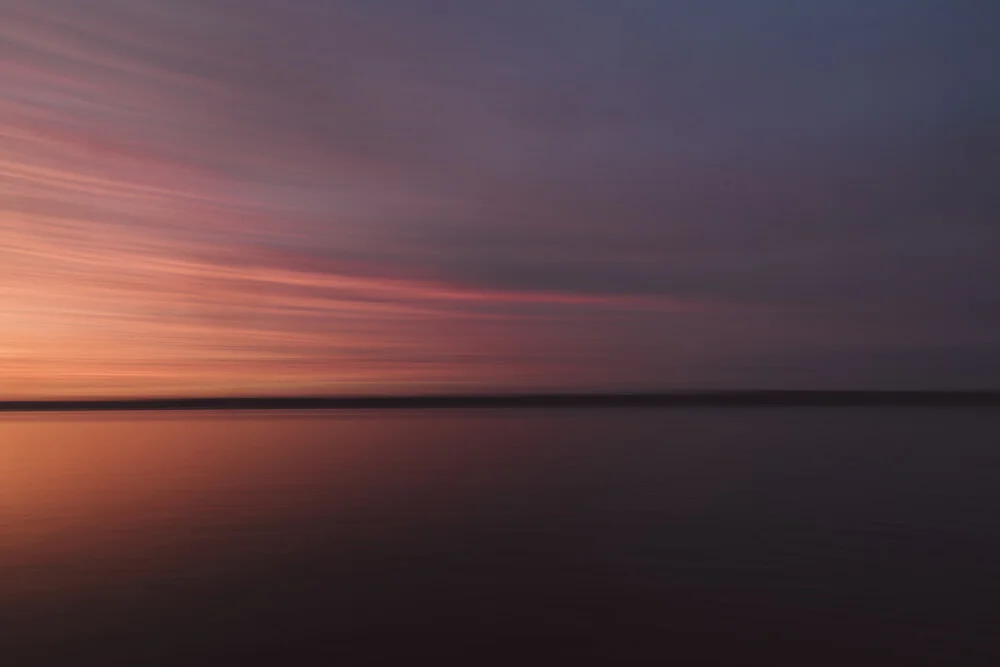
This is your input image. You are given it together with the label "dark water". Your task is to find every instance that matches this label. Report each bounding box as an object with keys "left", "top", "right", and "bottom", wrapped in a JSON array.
[{"left": 2, "top": 409, "right": 999, "bottom": 666}]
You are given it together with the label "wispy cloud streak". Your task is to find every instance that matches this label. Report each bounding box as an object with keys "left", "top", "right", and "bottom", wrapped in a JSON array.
[{"left": 2, "top": 0, "right": 998, "bottom": 396}]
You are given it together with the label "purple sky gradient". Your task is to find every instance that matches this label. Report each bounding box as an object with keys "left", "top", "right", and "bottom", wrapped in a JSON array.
[{"left": 2, "top": 0, "right": 998, "bottom": 396}]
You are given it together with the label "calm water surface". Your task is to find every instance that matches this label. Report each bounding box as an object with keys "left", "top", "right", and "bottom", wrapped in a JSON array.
[{"left": 1, "top": 409, "right": 999, "bottom": 665}]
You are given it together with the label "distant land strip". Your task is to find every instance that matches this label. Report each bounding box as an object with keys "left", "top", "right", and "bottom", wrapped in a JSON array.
[{"left": 2, "top": 391, "right": 1000, "bottom": 412}]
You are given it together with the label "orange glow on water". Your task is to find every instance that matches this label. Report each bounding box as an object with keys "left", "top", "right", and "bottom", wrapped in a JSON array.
[{"left": 0, "top": 413, "right": 531, "bottom": 603}]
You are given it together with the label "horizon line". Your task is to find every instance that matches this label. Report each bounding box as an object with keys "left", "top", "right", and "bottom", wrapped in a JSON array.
[{"left": 2, "top": 390, "right": 1000, "bottom": 411}]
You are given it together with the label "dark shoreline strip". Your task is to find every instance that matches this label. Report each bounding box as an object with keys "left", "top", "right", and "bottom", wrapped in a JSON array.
[{"left": 2, "top": 391, "right": 1000, "bottom": 412}]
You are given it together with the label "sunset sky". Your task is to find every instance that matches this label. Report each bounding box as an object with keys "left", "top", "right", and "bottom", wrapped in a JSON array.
[{"left": 2, "top": 0, "right": 998, "bottom": 398}]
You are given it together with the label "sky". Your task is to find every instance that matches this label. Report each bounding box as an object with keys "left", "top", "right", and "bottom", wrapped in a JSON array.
[{"left": 2, "top": 0, "right": 999, "bottom": 398}]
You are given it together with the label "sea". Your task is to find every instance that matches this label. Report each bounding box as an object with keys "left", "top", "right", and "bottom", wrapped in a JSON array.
[{"left": 1, "top": 408, "right": 999, "bottom": 665}]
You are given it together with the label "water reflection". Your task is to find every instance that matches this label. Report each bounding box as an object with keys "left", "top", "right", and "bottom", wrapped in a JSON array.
[
  {"left": 2, "top": 409, "right": 1000, "bottom": 665},
  {"left": 1, "top": 412, "right": 524, "bottom": 589}
]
